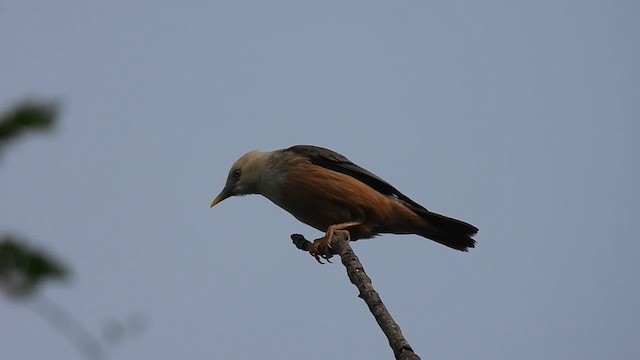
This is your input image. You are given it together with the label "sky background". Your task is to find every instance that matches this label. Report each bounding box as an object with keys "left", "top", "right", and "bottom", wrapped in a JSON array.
[{"left": 1, "top": 1, "right": 638, "bottom": 359}]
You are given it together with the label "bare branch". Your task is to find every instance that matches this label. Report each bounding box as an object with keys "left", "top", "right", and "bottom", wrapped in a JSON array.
[{"left": 291, "top": 232, "right": 421, "bottom": 360}]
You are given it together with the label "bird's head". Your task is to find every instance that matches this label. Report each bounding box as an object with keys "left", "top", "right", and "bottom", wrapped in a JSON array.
[{"left": 210, "top": 150, "right": 271, "bottom": 208}]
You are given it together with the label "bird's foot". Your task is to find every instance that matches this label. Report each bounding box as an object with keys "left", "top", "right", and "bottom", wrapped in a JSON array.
[
  {"left": 308, "top": 229, "right": 353, "bottom": 264},
  {"left": 308, "top": 236, "right": 336, "bottom": 264}
]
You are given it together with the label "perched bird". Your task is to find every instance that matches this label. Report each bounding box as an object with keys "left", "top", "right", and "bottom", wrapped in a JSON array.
[{"left": 210, "top": 145, "right": 477, "bottom": 261}]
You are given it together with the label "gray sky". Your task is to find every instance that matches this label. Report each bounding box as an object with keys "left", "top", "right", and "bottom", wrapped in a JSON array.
[{"left": 1, "top": 1, "right": 638, "bottom": 359}]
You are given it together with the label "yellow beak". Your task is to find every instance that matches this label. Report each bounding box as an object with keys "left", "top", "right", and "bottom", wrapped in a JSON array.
[{"left": 210, "top": 188, "right": 231, "bottom": 208}]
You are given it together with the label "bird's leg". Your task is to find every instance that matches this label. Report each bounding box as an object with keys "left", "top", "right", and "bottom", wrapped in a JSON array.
[
  {"left": 308, "top": 221, "right": 362, "bottom": 264},
  {"left": 325, "top": 221, "right": 360, "bottom": 246}
]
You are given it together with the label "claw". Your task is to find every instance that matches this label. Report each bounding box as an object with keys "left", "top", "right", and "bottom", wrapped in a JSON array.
[
  {"left": 308, "top": 236, "right": 335, "bottom": 264},
  {"left": 311, "top": 251, "right": 332, "bottom": 264},
  {"left": 312, "top": 252, "right": 325, "bottom": 264}
]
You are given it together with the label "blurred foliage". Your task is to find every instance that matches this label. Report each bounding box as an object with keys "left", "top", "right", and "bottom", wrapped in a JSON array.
[
  {"left": 0, "top": 236, "right": 68, "bottom": 297},
  {"left": 0, "top": 99, "right": 58, "bottom": 153},
  {"left": 0, "top": 99, "right": 142, "bottom": 359},
  {"left": 0, "top": 99, "right": 67, "bottom": 298}
]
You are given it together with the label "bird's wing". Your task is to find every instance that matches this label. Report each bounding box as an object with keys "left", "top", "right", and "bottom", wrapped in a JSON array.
[
  {"left": 284, "top": 145, "right": 429, "bottom": 212},
  {"left": 285, "top": 145, "right": 478, "bottom": 237}
]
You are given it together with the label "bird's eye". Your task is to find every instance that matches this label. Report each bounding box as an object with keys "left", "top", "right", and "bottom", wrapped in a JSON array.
[{"left": 233, "top": 169, "right": 241, "bottom": 178}]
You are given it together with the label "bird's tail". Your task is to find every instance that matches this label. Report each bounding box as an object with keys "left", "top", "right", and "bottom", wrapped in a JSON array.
[{"left": 417, "top": 211, "right": 478, "bottom": 251}]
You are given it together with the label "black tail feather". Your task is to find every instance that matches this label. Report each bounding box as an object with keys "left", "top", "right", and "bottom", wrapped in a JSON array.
[{"left": 418, "top": 211, "right": 478, "bottom": 251}]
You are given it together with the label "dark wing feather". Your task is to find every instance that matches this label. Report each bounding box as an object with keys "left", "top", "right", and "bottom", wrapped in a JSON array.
[
  {"left": 285, "top": 145, "right": 478, "bottom": 236},
  {"left": 285, "top": 145, "right": 428, "bottom": 212}
]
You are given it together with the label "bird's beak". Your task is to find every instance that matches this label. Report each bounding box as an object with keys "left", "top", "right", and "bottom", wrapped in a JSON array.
[{"left": 210, "top": 187, "right": 231, "bottom": 208}]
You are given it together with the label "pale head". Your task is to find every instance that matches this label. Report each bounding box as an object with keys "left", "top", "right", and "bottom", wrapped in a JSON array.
[{"left": 210, "top": 150, "right": 272, "bottom": 207}]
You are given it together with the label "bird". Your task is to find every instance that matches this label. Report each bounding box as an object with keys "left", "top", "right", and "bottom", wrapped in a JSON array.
[{"left": 210, "top": 145, "right": 477, "bottom": 262}]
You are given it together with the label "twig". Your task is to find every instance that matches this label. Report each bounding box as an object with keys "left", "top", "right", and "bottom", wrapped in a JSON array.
[
  {"left": 30, "top": 294, "right": 106, "bottom": 360},
  {"left": 291, "top": 232, "right": 421, "bottom": 360}
]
